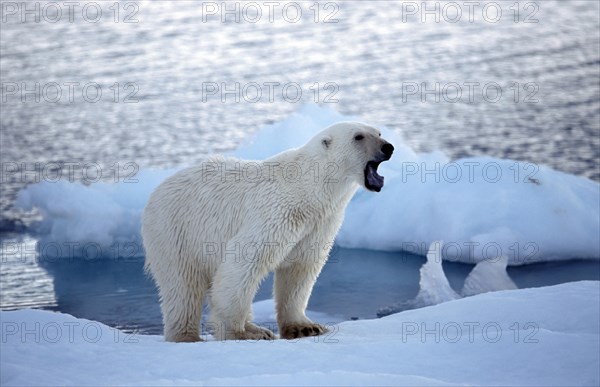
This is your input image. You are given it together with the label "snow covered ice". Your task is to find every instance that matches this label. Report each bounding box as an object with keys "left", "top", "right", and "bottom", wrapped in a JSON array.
[
  {"left": 413, "top": 241, "right": 460, "bottom": 306},
  {"left": 461, "top": 255, "right": 518, "bottom": 297},
  {"left": 377, "top": 241, "right": 517, "bottom": 317},
  {"left": 16, "top": 105, "right": 600, "bottom": 264},
  {"left": 2, "top": 281, "right": 598, "bottom": 386}
]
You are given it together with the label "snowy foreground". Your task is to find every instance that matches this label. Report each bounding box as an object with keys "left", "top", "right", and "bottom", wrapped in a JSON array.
[{"left": 2, "top": 281, "right": 598, "bottom": 386}]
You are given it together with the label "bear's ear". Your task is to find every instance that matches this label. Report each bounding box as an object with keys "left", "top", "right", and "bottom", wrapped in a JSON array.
[{"left": 321, "top": 136, "right": 332, "bottom": 149}]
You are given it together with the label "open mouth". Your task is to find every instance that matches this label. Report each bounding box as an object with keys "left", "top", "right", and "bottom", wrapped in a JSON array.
[{"left": 364, "top": 161, "right": 384, "bottom": 192}]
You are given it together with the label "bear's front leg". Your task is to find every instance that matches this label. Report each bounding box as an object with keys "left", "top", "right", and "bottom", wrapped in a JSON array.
[
  {"left": 275, "top": 262, "right": 329, "bottom": 339},
  {"left": 208, "top": 238, "right": 277, "bottom": 341}
]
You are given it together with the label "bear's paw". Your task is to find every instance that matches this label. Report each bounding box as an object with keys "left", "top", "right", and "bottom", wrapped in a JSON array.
[
  {"left": 237, "top": 322, "right": 276, "bottom": 340},
  {"left": 280, "top": 323, "right": 328, "bottom": 339}
]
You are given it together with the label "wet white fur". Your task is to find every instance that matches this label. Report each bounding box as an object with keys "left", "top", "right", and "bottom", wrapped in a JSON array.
[{"left": 142, "top": 122, "right": 388, "bottom": 341}]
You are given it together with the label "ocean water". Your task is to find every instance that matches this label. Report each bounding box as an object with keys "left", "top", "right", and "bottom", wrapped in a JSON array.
[
  {"left": 1, "top": 0, "right": 599, "bottom": 226},
  {"left": 1, "top": 1, "right": 599, "bottom": 333}
]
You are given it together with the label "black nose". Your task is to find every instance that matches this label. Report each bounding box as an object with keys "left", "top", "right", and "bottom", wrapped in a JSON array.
[{"left": 381, "top": 143, "right": 394, "bottom": 157}]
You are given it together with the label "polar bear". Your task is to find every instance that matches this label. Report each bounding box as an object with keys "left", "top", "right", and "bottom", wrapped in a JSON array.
[{"left": 142, "top": 122, "right": 394, "bottom": 342}]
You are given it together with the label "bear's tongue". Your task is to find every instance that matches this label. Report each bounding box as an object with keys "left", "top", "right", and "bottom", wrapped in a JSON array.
[{"left": 365, "top": 161, "right": 384, "bottom": 192}]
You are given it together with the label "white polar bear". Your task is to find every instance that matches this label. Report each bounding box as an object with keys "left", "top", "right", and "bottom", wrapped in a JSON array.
[{"left": 142, "top": 122, "right": 394, "bottom": 342}]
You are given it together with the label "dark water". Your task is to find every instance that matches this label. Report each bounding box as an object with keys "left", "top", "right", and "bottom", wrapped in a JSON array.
[
  {"left": 1, "top": 1, "right": 599, "bottom": 333},
  {"left": 1, "top": 236, "right": 598, "bottom": 334}
]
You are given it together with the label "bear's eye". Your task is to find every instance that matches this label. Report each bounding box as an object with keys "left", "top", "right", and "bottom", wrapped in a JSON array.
[{"left": 354, "top": 134, "right": 364, "bottom": 141}]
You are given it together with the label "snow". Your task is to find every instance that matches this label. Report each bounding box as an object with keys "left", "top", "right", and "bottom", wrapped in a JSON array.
[
  {"left": 413, "top": 241, "right": 460, "bottom": 305},
  {"left": 2, "top": 281, "right": 598, "bottom": 386},
  {"left": 16, "top": 105, "right": 600, "bottom": 264},
  {"left": 461, "top": 255, "right": 517, "bottom": 297}
]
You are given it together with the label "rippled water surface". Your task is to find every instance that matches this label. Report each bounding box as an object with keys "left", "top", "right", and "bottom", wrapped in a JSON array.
[{"left": 1, "top": 0, "right": 599, "bottom": 225}]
